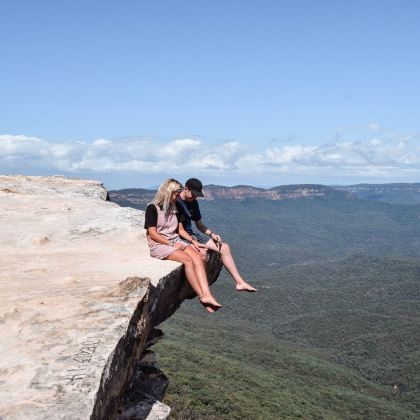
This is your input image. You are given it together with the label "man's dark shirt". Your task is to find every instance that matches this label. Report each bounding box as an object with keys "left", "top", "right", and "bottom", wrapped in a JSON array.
[{"left": 176, "top": 197, "right": 201, "bottom": 235}]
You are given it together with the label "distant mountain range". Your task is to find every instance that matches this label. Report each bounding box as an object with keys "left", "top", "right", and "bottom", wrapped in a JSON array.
[
  {"left": 109, "top": 183, "right": 420, "bottom": 205},
  {"left": 334, "top": 183, "right": 420, "bottom": 204}
]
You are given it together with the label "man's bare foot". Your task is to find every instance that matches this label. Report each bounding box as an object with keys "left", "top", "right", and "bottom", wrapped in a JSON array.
[{"left": 236, "top": 282, "right": 257, "bottom": 292}]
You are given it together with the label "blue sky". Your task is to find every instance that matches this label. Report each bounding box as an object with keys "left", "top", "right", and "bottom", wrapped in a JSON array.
[{"left": 1, "top": 1, "right": 420, "bottom": 188}]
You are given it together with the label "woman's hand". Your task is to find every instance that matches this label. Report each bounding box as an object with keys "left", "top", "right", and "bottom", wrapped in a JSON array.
[
  {"left": 174, "top": 241, "right": 187, "bottom": 251},
  {"left": 191, "top": 239, "right": 202, "bottom": 251}
]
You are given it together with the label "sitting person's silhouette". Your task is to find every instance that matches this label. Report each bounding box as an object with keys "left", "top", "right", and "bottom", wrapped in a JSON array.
[{"left": 144, "top": 178, "right": 222, "bottom": 312}]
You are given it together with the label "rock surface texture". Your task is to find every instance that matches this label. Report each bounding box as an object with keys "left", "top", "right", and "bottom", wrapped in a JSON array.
[{"left": 0, "top": 175, "right": 222, "bottom": 420}]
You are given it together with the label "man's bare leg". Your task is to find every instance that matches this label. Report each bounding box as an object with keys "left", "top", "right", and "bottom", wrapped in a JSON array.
[{"left": 205, "top": 239, "right": 257, "bottom": 292}]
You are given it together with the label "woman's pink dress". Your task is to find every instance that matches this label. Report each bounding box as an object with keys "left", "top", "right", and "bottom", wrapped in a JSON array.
[{"left": 147, "top": 204, "right": 187, "bottom": 259}]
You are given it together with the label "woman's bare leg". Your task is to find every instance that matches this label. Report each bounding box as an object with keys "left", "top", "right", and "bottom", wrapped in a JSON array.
[
  {"left": 166, "top": 249, "right": 220, "bottom": 312},
  {"left": 166, "top": 250, "right": 204, "bottom": 297},
  {"left": 205, "top": 240, "right": 257, "bottom": 292},
  {"left": 184, "top": 246, "right": 222, "bottom": 309}
]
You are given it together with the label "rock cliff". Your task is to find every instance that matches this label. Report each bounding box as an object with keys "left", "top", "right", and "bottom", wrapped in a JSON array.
[
  {"left": 0, "top": 175, "right": 222, "bottom": 419},
  {"left": 109, "top": 184, "right": 350, "bottom": 208},
  {"left": 334, "top": 183, "right": 420, "bottom": 204},
  {"left": 202, "top": 184, "right": 350, "bottom": 200}
]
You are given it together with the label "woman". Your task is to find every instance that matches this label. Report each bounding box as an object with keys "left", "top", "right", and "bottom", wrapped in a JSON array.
[{"left": 144, "top": 179, "right": 222, "bottom": 313}]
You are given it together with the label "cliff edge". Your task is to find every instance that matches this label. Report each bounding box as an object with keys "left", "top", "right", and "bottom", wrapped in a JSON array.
[{"left": 0, "top": 175, "right": 222, "bottom": 419}]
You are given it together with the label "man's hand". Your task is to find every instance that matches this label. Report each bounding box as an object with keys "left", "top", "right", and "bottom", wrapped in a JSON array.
[{"left": 210, "top": 232, "right": 222, "bottom": 243}]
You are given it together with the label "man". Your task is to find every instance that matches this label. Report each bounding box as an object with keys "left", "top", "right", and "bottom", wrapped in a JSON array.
[{"left": 177, "top": 178, "right": 256, "bottom": 292}]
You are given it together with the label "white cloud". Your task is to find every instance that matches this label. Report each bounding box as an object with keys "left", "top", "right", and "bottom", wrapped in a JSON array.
[
  {"left": 1, "top": 126, "right": 420, "bottom": 183},
  {"left": 93, "top": 139, "right": 112, "bottom": 146},
  {"left": 368, "top": 123, "right": 381, "bottom": 133}
]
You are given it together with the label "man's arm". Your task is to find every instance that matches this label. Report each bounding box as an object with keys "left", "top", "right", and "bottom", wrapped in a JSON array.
[
  {"left": 195, "top": 219, "right": 222, "bottom": 242},
  {"left": 195, "top": 219, "right": 208, "bottom": 234}
]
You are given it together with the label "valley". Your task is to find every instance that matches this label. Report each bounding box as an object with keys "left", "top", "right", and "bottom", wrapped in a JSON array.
[{"left": 110, "top": 184, "right": 420, "bottom": 419}]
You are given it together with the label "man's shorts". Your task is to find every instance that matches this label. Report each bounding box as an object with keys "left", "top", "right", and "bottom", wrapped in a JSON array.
[{"left": 192, "top": 229, "right": 211, "bottom": 245}]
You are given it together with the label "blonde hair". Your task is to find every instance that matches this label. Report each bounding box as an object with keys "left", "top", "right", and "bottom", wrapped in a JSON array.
[{"left": 152, "top": 178, "right": 182, "bottom": 217}]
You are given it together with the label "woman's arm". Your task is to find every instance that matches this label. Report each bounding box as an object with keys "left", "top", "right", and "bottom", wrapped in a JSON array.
[
  {"left": 147, "top": 226, "right": 187, "bottom": 250},
  {"left": 178, "top": 223, "right": 202, "bottom": 250},
  {"left": 147, "top": 226, "right": 172, "bottom": 245},
  {"left": 178, "top": 222, "right": 193, "bottom": 242}
]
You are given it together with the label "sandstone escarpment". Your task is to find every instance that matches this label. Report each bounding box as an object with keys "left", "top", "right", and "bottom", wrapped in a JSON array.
[
  {"left": 0, "top": 175, "right": 222, "bottom": 419},
  {"left": 109, "top": 184, "right": 350, "bottom": 207},
  {"left": 203, "top": 184, "right": 349, "bottom": 200}
]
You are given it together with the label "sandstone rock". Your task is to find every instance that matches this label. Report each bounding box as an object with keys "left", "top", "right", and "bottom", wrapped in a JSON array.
[
  {"left": 0, "top": 176, "right": 222, "bottom": 419},
  {"left": 0, "top": 174, "right": 108, "bottom": 200}
]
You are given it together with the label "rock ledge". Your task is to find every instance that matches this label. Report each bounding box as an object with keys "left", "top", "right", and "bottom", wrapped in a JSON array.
[{"left": 0, "top": 176, "right": 222, "bottom": 419}]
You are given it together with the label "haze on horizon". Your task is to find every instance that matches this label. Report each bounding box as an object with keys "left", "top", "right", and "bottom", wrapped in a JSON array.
[{"left": 1, "top": 1, "right": 419, "bottom": 189}]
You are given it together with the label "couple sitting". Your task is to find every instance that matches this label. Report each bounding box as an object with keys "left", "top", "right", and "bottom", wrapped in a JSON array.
[{"left": 144, "top": 178, "right": 256, "bottom": 313}]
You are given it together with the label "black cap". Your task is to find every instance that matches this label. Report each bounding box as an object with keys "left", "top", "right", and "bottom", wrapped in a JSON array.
[{"left": 185, "top": 178, "right": 204, "bottom": 197}]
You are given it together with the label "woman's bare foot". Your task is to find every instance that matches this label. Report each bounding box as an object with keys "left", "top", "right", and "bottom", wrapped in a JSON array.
[
  {"left": 199, "top": 296, "right": 222, "bottom": 311},
  {"left": 236, "top": 281, "right": 257, "bottom": 292},
  {"left": 200, "top": 302, "right": 215, "bottom": 313}
]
